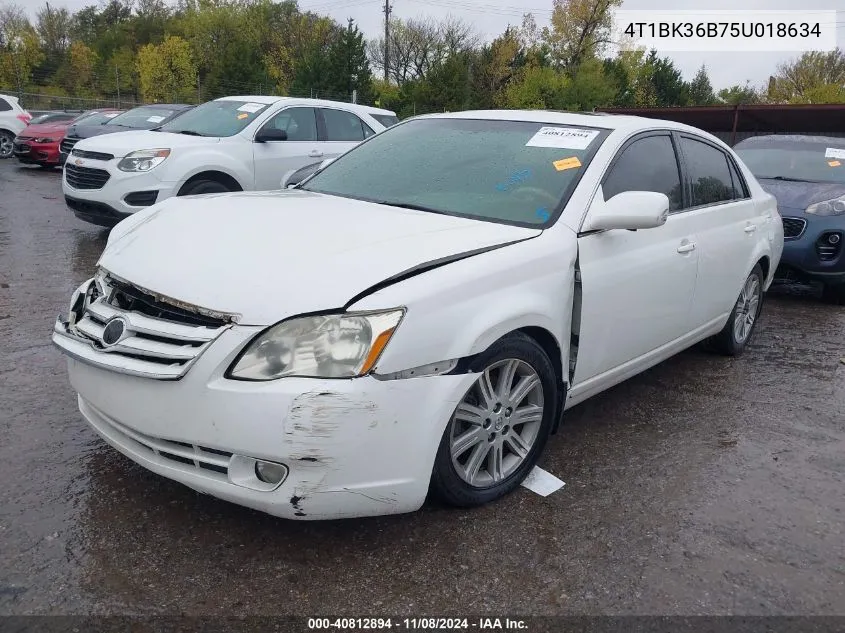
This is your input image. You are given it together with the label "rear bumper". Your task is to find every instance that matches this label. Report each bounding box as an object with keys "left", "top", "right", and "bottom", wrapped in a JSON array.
[
  {"left": 65, "top": 195, "right": 131, "bottom": 227},
  {"left": 776, "top": 211, "right": 845, "bottom": 285}
]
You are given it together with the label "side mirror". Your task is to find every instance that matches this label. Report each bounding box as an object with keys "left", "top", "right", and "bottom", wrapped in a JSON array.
[
  {"left": 586, "top": 190, "right": 670, "bottom": 231},
  {"left": 256, "top": 128, "right": 288, "bottom": 143}
]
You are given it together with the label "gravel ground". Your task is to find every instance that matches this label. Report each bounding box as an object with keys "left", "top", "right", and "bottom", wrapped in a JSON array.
[{"left": 1, "top": 161, "right": 843, "bottom": 617}]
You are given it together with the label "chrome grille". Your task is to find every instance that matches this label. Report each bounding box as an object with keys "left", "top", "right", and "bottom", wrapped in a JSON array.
[
  {"left": 72, "top": 148, "right": 115, "bottom": 161},
  {"left": 61, "top": 136, "right": 80, "bottom": 154},
  {"left": 65, "top": 163, "right": 110, "bottom": 190},
  {"left": 782, "top": 217, "right": 806, "bottom": 240},
  {"left": 53, "top": 274, "right": 231, "bottom": 380},
  {"left": 81, "top": 398, "right": 232, "bottom": 480}
]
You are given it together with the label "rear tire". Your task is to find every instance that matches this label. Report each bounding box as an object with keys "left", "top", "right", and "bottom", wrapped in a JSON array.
[
  {"left": 0, "top": 131, "right": 14, "bottom": 159},
  {"left": 706, "top": 264, "right": 764, "bottom": 356},
  {"left": 431, "top": 332, "right": 557, "bottom": 507},
  {"left": 178, "top": 179, "right": 232, "bottom": 196},
  {"left": 822, "top": 283, "right": 845, "bottom": 305}
]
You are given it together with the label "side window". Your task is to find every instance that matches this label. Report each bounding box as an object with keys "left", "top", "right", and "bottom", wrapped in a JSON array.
[
  {"left": 362, "top": 122, "right": 376, "bottom": 138},
  {"left": 0, "top": 98, "right": 11, "bottom": 112},
  {"left": 263, "top": 107, "right": 317, "bottom": 141},
  {"left": 603, "top": 134, "right": 683, "bottom": 212},
  {"left": 680, "top": 137, "right": 735, "bottom": 206},
  {"left": 322, "top": 108, "right": 367, "bottom": 142},
  {"left": 727, "top": 157, "right": 749, "bottom": 199}
]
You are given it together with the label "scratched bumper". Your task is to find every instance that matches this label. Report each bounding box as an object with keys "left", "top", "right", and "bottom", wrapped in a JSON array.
[{"left": 63, "top": 326, "right": 477, "bottom": 520}]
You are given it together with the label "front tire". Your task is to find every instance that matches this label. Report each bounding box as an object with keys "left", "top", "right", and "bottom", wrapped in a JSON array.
[
  {"left": 431, "top": 333, "right": 557, "bottom": 507},
  {"left": 178, "top": 179, "right": 232, "bottom": 196},
  {"left": 822, "top": 283, "right": 845, "bottom": 305},
  {"left": 707, "top": 264, "right": 764, "bottom": 356}
]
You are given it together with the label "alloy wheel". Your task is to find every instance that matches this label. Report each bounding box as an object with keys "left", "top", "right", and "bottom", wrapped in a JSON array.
[
  {"left": 449, "top": 358, "right": 544, "bottom": 488},
  {"left": 733, "top": 274, "right": 761, "bottom": 344},
  {"left": 0, "top": 134, "right": 13, "bottom": 159}
]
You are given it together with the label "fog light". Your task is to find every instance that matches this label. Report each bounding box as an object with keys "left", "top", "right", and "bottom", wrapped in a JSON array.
[
  {"left": 829, "top": 234, "right": 841, "bottom": 245},
  {"left": 254, "top": 460, "right": 287, "bottom": 485}
]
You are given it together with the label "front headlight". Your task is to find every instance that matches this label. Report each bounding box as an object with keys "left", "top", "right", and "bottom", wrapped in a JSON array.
[
  {"left": 117, "top": 148, "right": 171, "bottom": 172},
  {"left": 806, "top": 195, "right": 845, "bottom": 216},
  {"left": 227, "top": 309, "right": 405, "bottom": 380},
  {"left": 33, "top": 137, "right": 57, "bottom": 143}
]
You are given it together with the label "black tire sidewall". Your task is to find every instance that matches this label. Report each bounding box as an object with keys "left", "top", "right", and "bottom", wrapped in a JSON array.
[
  {"left": 0, "top": 131, "right": 14, "bottom": 159},
  {"left": 431, "top": 333, "right": 558, "bottom": 507},
  {"left": 180, "top": 180, "right": 230, "bottom": 196}
]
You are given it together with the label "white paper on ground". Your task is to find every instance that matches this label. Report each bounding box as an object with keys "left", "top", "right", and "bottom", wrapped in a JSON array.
[
  {"left": 521, "top": 466, "right": 565, "bottom": 496},
  {"left": 525, "top": 126, "right": 600, "bottom": 150},
  {"left": 825, "top": 147, "right": 845, "bottom": 160}
]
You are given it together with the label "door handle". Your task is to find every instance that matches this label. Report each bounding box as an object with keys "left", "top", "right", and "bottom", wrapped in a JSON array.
[
  {"left": 677, "top": 242, "right": 696, "bottom": 254},
  {"left": 308, "top": 150, "right": 324, "bottom": 158},
  {"left": 744, "top": 225, "right": 757, "bottom": 234}
]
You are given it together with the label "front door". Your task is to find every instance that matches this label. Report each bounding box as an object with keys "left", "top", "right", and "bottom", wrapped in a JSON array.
[
  {"left": 252, "top": 107, "right": 323, "bottom": 190},
  {"left": 571, "top": 132, "right": 699, "bottom": 398}
]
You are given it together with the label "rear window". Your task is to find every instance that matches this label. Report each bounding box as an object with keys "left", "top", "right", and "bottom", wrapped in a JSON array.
[{"left": 371, "top": 114, "right": 399, "bottom": 128}]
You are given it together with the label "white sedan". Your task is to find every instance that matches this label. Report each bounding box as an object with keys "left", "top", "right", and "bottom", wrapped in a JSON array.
[{"left": 52, "top": 110, "right": 783, "bottom": 519}]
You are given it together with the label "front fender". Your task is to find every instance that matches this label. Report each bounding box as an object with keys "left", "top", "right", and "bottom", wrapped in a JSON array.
[
  {"left": 165, "top": 151, "right": 251, "bottom": 192},
  {"left": 348, "top": 230, "right": 577, "bottom": 377}
]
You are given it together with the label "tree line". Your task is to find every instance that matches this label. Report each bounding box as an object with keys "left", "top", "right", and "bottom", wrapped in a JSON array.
[{"left": 0, "top": 0, "right": 843, "bottom": 116}]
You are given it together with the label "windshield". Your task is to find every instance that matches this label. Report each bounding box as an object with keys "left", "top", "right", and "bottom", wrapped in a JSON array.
[
  {"left": 29, "top": 112, "right": 77, "bottom": 125},
  {"left": 107, "top": 106, "right": 181, "bottom": 129},
  {"left": 73, "top": 110, "right": 121, "bottom": 126},
  {"left": 736, "top": 141, "right": 845, "bottom": 185},
  {"left": 301, "top": 118, "right": 608, "bottom": 227},
  {"left": 159, "top": 100, "right": 269, "bottom": 137}
]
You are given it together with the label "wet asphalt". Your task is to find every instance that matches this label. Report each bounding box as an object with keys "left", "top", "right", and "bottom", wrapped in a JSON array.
[{"left": 0, "top": 160, "right": 843, "bottom": 617}]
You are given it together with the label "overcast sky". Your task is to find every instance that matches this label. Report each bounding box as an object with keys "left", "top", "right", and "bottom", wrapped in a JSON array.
[{"left": 15, "top": 0, "right": 845, "bottom": 90}]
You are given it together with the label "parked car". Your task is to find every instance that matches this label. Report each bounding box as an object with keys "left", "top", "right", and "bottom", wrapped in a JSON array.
[
  {"left": 27, "top": 111, "right": 83, "bottom": 126},
  {"left": 62, "top": 96, "right": 397, "bottom": 226},
  {"left": 734, "top": 135, "right": 845, "bottom": 303},
  {"left": 0, "top": 94, "right": 32, "bottom": 158},
  {"left": 52, "top": 111, "right": 783, "bottom": 520},
  {"left": 14, "top": 109, "right": 122, "bottom": 168},
  {"left": 59, "top": 103, "right": 192, "bottom": 163}
]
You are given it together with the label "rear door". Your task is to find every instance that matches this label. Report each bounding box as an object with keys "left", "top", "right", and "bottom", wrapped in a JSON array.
[
  {"left": 252, "top": 106, "right": 321, "bottom": 190},
  {"left": 571, "top": 132, "right": 699, "bottom": 395},
  {"left": 675, "top": 134, "right": 759, "bottom": 329},
  {"left": 318, "top": 107, "right": 376, "bottom": 160}
]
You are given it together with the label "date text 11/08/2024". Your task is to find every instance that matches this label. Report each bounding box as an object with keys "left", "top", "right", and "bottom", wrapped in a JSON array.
[{"left": 307, "top": 618, "right": 528, "bottom": 630}]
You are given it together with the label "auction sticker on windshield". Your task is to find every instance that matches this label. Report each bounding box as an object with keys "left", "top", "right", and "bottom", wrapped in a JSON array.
[
  {"left": 526, "top": 127, "right": 600, "bottom": 150},
  {"left": 146, "top": 116, "right": 165, "bottom": 123},
  {"left": 825, "top": 147, "right": 845, "bottom": 160},
  {"left": 238, "top": 103, "right": 265, "bottom": 113}
]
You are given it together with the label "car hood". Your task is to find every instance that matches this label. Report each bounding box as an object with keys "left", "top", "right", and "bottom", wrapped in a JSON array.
[
  {"left": 99, "top": 190, "right": 541, "bottom": 325},
  {"left": 20, "top": 122, "right": 69, "bottom": 137},
  {"left": 757, "top": 178, "right": 845, "bottom": 212},
  {"left": 76, "top": 129, "right": 221, "bottom": 157}
]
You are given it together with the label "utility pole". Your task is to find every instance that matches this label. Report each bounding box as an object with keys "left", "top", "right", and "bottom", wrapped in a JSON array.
[
  {"left": 383, "top": 0, "right": 391, "bottom": 82},
  {"left": 115, "top": 65, "right": 121, "bottom": 109}
]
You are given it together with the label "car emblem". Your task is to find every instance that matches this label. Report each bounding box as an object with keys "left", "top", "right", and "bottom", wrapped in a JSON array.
[
  {"left": 74, "top": 158, "right": 84, "bottom": 166},
  {"left": 101, "top": 318, "right": 127, "bottom": 347}
]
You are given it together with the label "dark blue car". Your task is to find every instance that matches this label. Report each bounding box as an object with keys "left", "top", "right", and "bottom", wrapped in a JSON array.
[{"left": 734, "top": 135, "right": 845, "bottom": 304}]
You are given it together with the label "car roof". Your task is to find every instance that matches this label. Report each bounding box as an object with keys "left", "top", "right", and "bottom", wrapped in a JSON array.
[
  {"left": 421, "top": 109, "right": 722, "bottom": 137},
  {"left": 735, "top": 134, "right": 845, "bottom": 146},
  {"left": 215, "top": 95, "right": 396, "bottom": 116}
]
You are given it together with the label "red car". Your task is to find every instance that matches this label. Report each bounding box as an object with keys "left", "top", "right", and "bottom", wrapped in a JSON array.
[{"left": 14, "top": 109, "right": 122, "bottom": 167}]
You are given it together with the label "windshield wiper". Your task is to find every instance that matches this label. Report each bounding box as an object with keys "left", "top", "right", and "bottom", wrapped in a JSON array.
[
  {"left": 761, "top": 175, "right": 823, "bottom": 183},
  {"left": 171, "top": 130, "right": 206, "bottom": 136},
  {"left": 376, "top": 200, "right": 451, "bottom": 216}
]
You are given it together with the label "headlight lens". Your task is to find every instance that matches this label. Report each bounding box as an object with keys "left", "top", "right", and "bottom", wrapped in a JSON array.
[
  {"left": 117, "top": 149, "right": 171, "bottom": 172},
  {"left": 228, "top": 309, "right": 405, "bottom": 380},
  {"left": 33, "top": 137, "right": 57, "bottom": 143},
  {"left": 806, "top": 196, "right": 845, "bottom": 216}
]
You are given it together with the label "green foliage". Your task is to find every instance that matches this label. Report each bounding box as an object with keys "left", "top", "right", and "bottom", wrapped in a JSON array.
[
  {"left": 688, "top": 65, "right": 716, "bottom": 106},
  {"left": 717, "top": 82, "right": 760, "bottom": 105},
  {"left": 767, "top": 49, "right": 845, "bottom": 104},
  {"left": 137, "top": 35, "right": 196, "bottom": 103}
]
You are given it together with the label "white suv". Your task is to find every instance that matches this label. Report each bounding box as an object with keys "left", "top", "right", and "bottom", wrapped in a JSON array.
[
  {"left": 0, "top": 94, "right": 32, "bottom": 158},
  {"left": 62, "top": 96, "right": 398, "bottom": 226}
]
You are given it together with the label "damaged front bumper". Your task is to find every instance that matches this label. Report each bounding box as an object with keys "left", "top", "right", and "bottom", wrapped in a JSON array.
[{"left": 58, "top": 320, "right": 477, "bottom": 520}]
